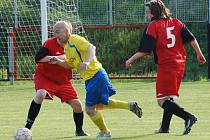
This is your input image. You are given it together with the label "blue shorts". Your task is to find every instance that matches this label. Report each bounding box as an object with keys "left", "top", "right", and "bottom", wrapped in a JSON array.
[{"left": 85, "top": 68, "right": 116, "bottom": 106}]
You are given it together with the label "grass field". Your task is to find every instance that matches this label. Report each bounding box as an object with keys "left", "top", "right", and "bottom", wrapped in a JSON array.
[{"left": 0, "top": 80, "right": 210, "bottom": 140}]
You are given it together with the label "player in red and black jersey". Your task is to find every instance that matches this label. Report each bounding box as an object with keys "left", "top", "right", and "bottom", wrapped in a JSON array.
[
  {"left": 25, "top": 37, "right": 88, "bottom": 136},
  {"left": 126, "top": 0, "right": 206, "bottom": 135}
]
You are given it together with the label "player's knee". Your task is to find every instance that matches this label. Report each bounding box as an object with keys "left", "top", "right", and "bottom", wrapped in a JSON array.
[
  {"left": 69, "top": 99, "right": 83, "bottom": 113},
  {"left": 85, "top": 109, "right": 94, "bottom": 116},
  {"left": 74, "top": 106, "right": 83, "bottom": 113},
  {"left": 157, "top": 99, "right": 164, "bottom": 108},
  {"left": 85, "top": 106, "right": 96, "bottom": 117},
  {"left": 34, "top": 89, "right": 46, "bottom": 104},
  {"left": 158, "top": 97, "right": 175, "bottom": 108}
]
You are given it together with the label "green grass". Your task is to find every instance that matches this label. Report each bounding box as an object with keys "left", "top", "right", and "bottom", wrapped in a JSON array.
[{"left": 0, "top": 80, "right": 210, "bottom": 140}]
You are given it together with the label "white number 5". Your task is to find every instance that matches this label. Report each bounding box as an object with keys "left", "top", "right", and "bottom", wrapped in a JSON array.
[{"left": 166, "top": 26, "right": 175, "bottom": 48}]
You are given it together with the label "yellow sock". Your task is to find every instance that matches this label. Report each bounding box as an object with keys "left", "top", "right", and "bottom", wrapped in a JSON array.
[
  {"left": 97, "top": 98, "right": 130, "bottom": 110},
  {"left": 91, "top": 111, "right": 109, "bottom": 133}
]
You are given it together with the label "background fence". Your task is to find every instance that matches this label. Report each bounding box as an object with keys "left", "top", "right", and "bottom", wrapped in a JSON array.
[
  {"left": 78, "top": 0, "right": 208, "bottom": 25},
  {"left": 0, "top": 0, "right": 208, "bottom": 81}
]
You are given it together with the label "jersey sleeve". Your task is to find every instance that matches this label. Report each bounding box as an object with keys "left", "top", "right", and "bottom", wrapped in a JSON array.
[
  {"left": 138, "top": 27, "right": 156, "bottom": 53},
  {"left": 35, "top": 40, "right": 49, "bottom": 63},
  {"left": 174, "top": 19, "right": 195, "bottom": 43},
  {"left": 181, "top": 26, "right": 195, "bottom": 44},
  {"left": 35, "top": 47, "right": 49, "bottom": 63},
  {"left": 146, "top": 22, "right": 158, "bottom": 39}
]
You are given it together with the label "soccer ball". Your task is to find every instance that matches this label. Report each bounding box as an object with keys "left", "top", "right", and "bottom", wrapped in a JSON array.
[{"left": 14, "top": 128, "right": 32, "bottom": 140}]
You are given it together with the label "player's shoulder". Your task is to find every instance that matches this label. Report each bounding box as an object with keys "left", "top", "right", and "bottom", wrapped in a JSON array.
[
  {"left": 43, "top": 37, "right": 57, "bottom": 47},
  {"left": 44, "top": 37, "right": 57, "bottom": 43},
  {"left": 70, "top": 34, "right": 88, "bottom": 44},
  {"left": 70, "top": 34, "right": 85, "bottom": 40},
  {"left": 170, "top": 17, "right": 182, "bottom": 23},
  {"left": 147, "top": 18, "right": 163, "bottom": 30},
  {"left": 149, "top": 18, "right": 183, "bottom": 28},
  {"left": 146, "top": 19, "right": 159, "bottom": 33},
  {"left": 148, "top": 19, "right": 157, "bottom": 27},
  {"left": 168, "top": 18, "right": 184, "bottom": 27}
]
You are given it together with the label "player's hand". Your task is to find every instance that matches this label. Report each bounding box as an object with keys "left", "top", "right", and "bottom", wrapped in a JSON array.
[
  {"left": 197, "top": 54, "right": 206, "bottom": 64},
  {"left": 80, "top": 61, "right": 90, "bottom": 71},
  {"left": 48, "top": 56, "right": 59, "bottom": 64},
  {"left": 125, "top": 59, "right": 132, "bottom": 68}
]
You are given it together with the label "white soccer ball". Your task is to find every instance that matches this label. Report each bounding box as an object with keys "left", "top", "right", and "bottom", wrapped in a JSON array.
[{"left": 14, "top": 128, "right": 32, "bottom": 140}]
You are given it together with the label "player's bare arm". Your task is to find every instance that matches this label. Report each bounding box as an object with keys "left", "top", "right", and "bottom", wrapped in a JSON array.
[
  {"left": 126, "top": 25, "right": 156, "bottom": 68},
  {"left": 35, "top": 46, "right": 67, "bottom": 63},
  {"left": 80, "top": 44, "right": 96, "bottom": 71},
  {"left": 49, "top": 57, "right": 71, "bottom": 69},
  {"left": 37, "top": 54, "right": 66, "bottom": 63},
  {"left": 125, "top": 52, "right": 147, "bottom": 68},
  {"left": 189, "top": 40, "right": 206, "bottom": 64},
  {"left": 180, "top": 26, "right": 206, "bottom": 65},
  {"left": 56, "top": 54, "right": 66, "bottom": 60}
]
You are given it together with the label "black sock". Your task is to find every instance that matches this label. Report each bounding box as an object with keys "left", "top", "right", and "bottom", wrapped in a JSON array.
[
  {"left": 25, "top": 100, "right": 41, "bottom": 129},
  {"left": 162, "top": 100, "right": 191, "bottom": 121},
  {"left": 73, "top": 112, "right": 84, "bottom": 133},
  {"left": 160, "top": 109, "right": 173, "bottom": 130}
]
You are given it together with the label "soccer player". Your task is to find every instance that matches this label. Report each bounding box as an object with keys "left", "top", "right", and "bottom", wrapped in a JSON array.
[
  {"left": 25, "top": 31, "right": 88, "bottom": 137},
  {"left": 49, "top": 21, "right": 143, "bottom": 138},
  {"left": 125, "top": 0, "right": 206, "bottom": 135}
]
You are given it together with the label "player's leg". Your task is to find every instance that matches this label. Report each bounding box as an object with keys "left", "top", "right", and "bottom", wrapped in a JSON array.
[
  {"left": 85, "top": 69, "right": 112, "bottom": 138},
  {"left": 66, "top": 99, "right": 88, "bottom": 136},
  {"left": 160, "top": 98, "right": 197, "bottom": 135},
  {"left": 155, "top": 69, "right": 177, "bottom": 133},
  {"left": 93, "top": 68, "right": 141, "bottom": 118},
  {"left": 172, "top": 70, "right": 197, "bottom": 135},
  {"left": 176, "top": 71, "right": 199, "bottom": 134},
  {"left": 25, "top": 89, "right": 47, "bottom": 129},
  {"left": 25, "top": 74, "right": 55, "bottom": 129},
  {"left": 155, "top": 97, "right": 174, "bottom": 133},
  {"left": 59, "top": 82, "right": 88, "bottom": 136},
  {"left": 96, "top": 99, "right": 129, "bottom": 110},
  {"left": 85, "top": 105, "right": 111, "bottom": 138},
  {"left": 96, "top": 98, "right": 143, "bottom": 118},
  {"left": 156, "top": 69, "right": 197, "bottom": 134}
]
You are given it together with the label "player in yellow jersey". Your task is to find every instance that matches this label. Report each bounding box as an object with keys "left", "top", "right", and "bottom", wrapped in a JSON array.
[{"left": 49, "top": 21, "right": 143, "bottom": 138}]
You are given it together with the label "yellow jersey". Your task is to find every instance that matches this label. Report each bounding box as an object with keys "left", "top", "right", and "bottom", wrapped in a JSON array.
[{"left": 64, "top": 34, "right": 102, "bottom": 80}]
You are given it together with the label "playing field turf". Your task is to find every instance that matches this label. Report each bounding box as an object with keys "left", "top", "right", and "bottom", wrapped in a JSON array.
[{"left": 0, "top": 80, "right": 209, "bottom": 140}]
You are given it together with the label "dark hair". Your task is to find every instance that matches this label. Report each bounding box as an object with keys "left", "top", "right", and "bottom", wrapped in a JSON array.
[{"left": 146, "top": 0, "right": 172, "bottom": 19}]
